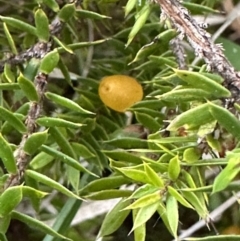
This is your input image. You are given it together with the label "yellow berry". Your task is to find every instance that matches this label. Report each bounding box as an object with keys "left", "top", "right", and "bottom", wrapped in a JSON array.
[{"left": 98, "top": 75, "right": 143, "bottom": 112}]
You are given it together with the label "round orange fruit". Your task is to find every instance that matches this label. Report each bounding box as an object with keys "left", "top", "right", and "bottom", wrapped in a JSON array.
[{"left": 98, "top": 75, "right": 143, "bottom": 112}]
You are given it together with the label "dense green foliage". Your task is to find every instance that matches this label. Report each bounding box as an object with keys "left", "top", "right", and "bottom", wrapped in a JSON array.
[{"left": 1, "top": 0, "right": 240, "bottom": 241}]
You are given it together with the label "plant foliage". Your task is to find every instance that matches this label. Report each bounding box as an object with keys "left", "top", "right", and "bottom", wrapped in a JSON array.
[{"left": 0, "top": 0, "right": 240, "bottom": 241}]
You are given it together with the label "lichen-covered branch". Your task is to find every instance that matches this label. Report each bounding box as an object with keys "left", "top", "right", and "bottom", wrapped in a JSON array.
[
  {"left": 155, "top": 0, "right": 240, "bottom": 95},
  {"left": 4, "top": 20, "right": 62, "bottom": 189}
]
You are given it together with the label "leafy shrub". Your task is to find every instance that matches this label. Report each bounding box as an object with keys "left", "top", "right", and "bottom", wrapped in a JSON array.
[{"left": 1, "top": 0, "right": 240, "bottom": 241}]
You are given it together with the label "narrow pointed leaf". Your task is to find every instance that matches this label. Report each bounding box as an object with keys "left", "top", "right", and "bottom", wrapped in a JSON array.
[
  {"left": 0, "top": 16, "right": 37, "bottom": 35},
  {"left": 58, "top": 3, "right": 75, "bottom": 22},
  {"left": 144, "top": 163, "right": 164, "bottom": 187},
  {"left": 167, "top": 103, "right": 214, "bottom": 131},
  {"left": 168, "top": 156, "right": 181, "bottom": 181},
  {"left": 167, "top": 186, "right": 193, "bottom": 209},
  {"left": 0, "top": 186, "right": 22, "bottom": 217},
  {"left": 42, "top": 0, "right": 59, "bottom": 12},
  {"left": 45, "top": 92, "right": 94, "bottom": 114},
  {"left": 30, "top": 151, "right": 54, "bottom": 169},
  {"left": 76, "top": 9, "right": 111, "bottom": 19},
  {"left": 166, "top": 195, "right": 178, "bottom": 239},
  {"left": 127, "top": 4, "right": 151, "bottom": 46},
  {"left": 25, "top": 170, "right": 81, "bottom": 199},
  {"left": 80, "top": 175, "right": 131, "bottom": 194},
  {"left": 131, "top": 202, "right": 159, "bottom": 233},
  {"left": 185, "top": 235, "right": 240, "bottom": 240},
  {"left": 0, "top": 133, "right": 17, "bottom": 174},
  {"left": 209, "top": 102, "right": 240, "bottom": 140},
  {"left": 35, "top": 8, "right": 49, "bottom": 42},
  {"left": 3, "top": 22, "right": 17, "bottom": 54},
  {"left": 40, "top": 145, "right": 98, "bottom": 177},
  {"left": 23, "top": 130, "right": 48, "bottom": 155},
  {"left": 98, "top": 198, "right": 132, "bottom": 237},
  {"left": 0, "top": 106, "right": 26, "bottom": 133},
  {"left": 36, "top": 117, "right": 83, "bottom": 129},
  {"left": 174, "top": 69, "right": 231, "bottom": 98},
  {"left": 124, "top": 192, "right": 161, "bottom": 209},
  {"left": 11, "top": 211, "right": 71, "bottom": 240},
  {"left": 18, "top": 73, "right": 39, "bottom": 101},
  {"left": 40, "top": 50, "right": 59, "bottom": 74},
  {"left": 132, "top": 208, "right": 146, "bottom": 241}
]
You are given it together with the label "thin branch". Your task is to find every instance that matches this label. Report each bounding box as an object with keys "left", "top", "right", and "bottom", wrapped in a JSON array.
[
  {"left": 155, "top": 0, "right": 240, "bottom": 96},
  {"left": 4, "top": 19, "right": 63, "bottom": 189}
]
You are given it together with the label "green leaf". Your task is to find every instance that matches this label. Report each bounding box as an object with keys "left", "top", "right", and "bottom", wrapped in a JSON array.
[
  {"left": 76, "top": 9, "right": 111, "bottom": 19},
  {"left": 40, "top": 50, "right": 59, "bottom": 74},
  {"left": 0, "top": 83, "right": 20, "bottom": 90},
  {"left": 80, "top": 175, "right": 131, "bottom": 194},
  {"left": 52, "top": 36, "right": 73, "bottom": 54},
  {"left": 131, "top": 201, "right": 159, "bottom": 233},
  {"left": 114, "top": 167, "right": 148, "bottom": 184},
  {"left": 168, "top": 156, "right": 180, "bottom": 181},
  {"left": 182, "top": 188, "right": 208, "bottom": 219},
  {"left": 71, "top": 142, "right": 95, "bottom": 159},
  {"left": 130, "top": 29, "right": 176, "bottom": 64},
  {"left": 24, "top": 58, "right": 41, "bottom": 81},
  {"left": 35, "top": 8, "right": 49, "bottom": 42},
  {"left": 30, "top": 151, "right": 54, "bottom": 169},
  {"left": 66, "top": 166, "right": 80, "bottom": 195},
  {"left": 0, "top": 133, "right": 17, "bottom": 174},
  {"left": 0, "top": 16, "right": 37, "bottom": 35},
  {"left": 155, "top": 88, "right": 212, "bottom": 102},
  {"left": 183, "top": 147, "right": 201, "bottom": 163},
  {"left": 17, "top": 73, "right": 39, "bottom": 101},
  {"left": 167, "top": 103, "right": 214, "bottom": 131},
  {"left": 217, "top": 37, "right": 240, "bottom": 70},
  {"left": 126, "top": 4, "right": 151, "bottom": 46},
  {"left": 0, "top": 215, "right": 11, "bottom": 234},
  {"left": 174, "top": 69, "right": 231, "bottom": 98},
  {"left": 185, "top": 235, "right": 240, "bottom": 241},
  {"left": 125, "top": 0, "right": 137, "bottom": 16},
  {"left": 132, "top": 208, "right": 146, "bottom": 241},
  {"left": 23, "top": 130, "right": 48, "bottom": 155},
  {"left": 149, "top": 56, "right": 177, "bottom": 68},
  {"left": 58, "top": 3, "right": 75, "bottom": 22},
  {"left": 98, "top": 198, "right": 132, "bottom": 237},
  {"left": 3, "top": 22, "right": 17, "bottom": 54},
  {"left": 124, "top": 192, "right": 161, "bottom": 209},
  {"left": 104, "top": 137, "right": 148, "bottom": 149},
  {"left": 41, "top": 0, "right": 59, "bottom": 12},
  {"left": 135, "top": 112, "right": 161, "bottom": 132},
  {"left": 144, "top": 163, "right": 164, "bottom": 187},
  {"left": 103, "top": 150, "right": 142, "bottom": 164},
  {"left": 213, "top": 152, "right": 240, "bottom": 193},
  {"left": 208, "top": 102, "right": 240, "bottom": 140},
  {"left": 11, "top": 211, "right": 71, "bottom": 240},
  {"left": 42, "top": 198, "right": 81, "bottom": 241},
  {"left": 157, "top": 203, "right": 174, "bottom": 237},
  {"left": 25, "top": 170, "right": 81, "bottom": 199},
  {"left": 22, "top": 186, "right": 48, "bottom": 199},
  {"left": 0, "top": 186, "right": 22, "bottom": 217},
  {"left": 84, "top": 189, "right": 132, "bottom": 200},
  {"left": 128, "top": 184, "right": 160, "bottom": 200},
  {"left": 0, "top": 106, "right": 26, "bottom": 133},
  {"left": 57, "top": 39, "right": 107, "bottom": 53},
  {"left": 4, "top": 64, "right": 15, "bottom": 83},
  {"left": 166, "top": 195, "right": 178, "bottom": 239},
  {"left": 45, "top": 92, "right": 94, "bottom": 114},
  {"left": 36, "top": 117, "right": 83, "bottom": 129},
  {"left": 40, "top": 145, "right": 98, "bottom": 177},
  {"left": 49, "top": 127, "right": 76, "bottom": 158},
  {"left": 183, "top": 2, "right": 219, "bottom": 14},
  {"left": 167, "top": 186, "right": 193, "bottom": 209}
]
